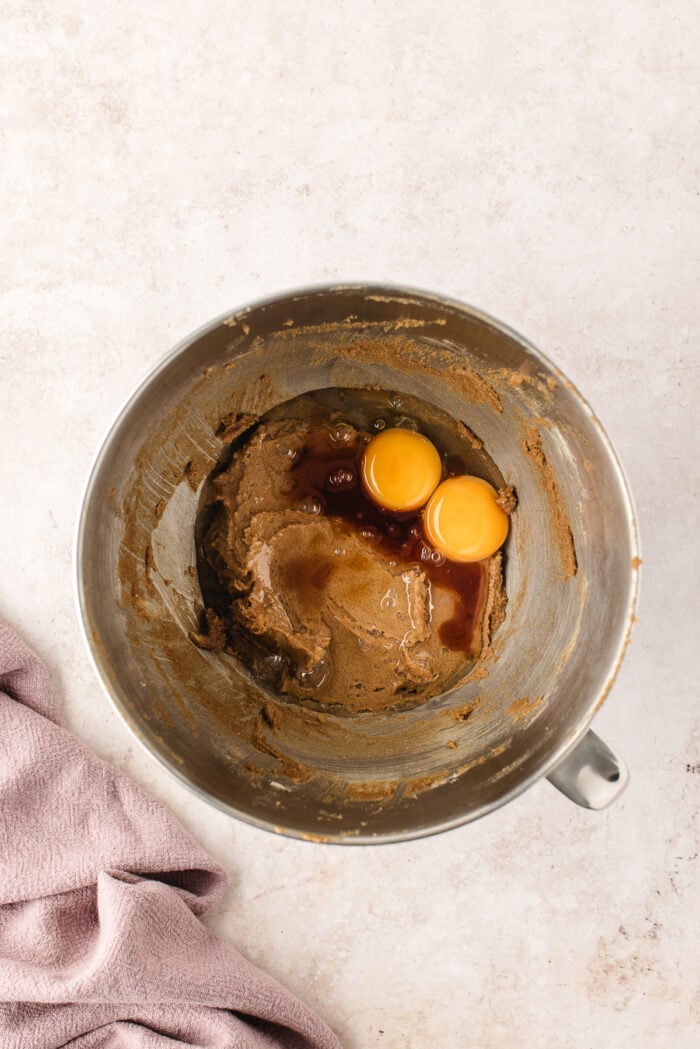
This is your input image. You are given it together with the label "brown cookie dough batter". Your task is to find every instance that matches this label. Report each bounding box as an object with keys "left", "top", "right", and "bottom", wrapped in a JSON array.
[{"left": 193, "top": 394, "right": 510, "bottom": 714}]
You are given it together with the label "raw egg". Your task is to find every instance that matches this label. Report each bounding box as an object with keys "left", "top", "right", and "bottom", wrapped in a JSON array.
[
  {"left": 423, "top": 475, "right": 509, "bottom": 562},
  {"left": 361, "top": 428, "right": 442, "bottom": 512}
]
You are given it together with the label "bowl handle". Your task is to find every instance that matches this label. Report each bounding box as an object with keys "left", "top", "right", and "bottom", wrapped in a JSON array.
[{"left": 546, "top": 729, "right": 629, "bottom": 809}]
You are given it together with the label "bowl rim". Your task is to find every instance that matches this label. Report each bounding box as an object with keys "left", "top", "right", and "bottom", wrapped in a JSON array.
[{"left": 74, "top": 281, "right": 641, "bottom": 844}]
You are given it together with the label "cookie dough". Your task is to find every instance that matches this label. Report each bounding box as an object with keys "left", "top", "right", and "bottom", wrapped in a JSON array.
[{"left": 194, "top": 408, "right": 496, "bottom": 713}]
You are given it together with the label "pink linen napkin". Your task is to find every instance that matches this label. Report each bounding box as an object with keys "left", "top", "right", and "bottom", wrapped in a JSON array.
[{"left": 0, "top": 619, "right": 342, "bottom": 1049}]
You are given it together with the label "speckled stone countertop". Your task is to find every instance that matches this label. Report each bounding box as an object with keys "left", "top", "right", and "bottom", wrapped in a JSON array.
[{"left": 2, "top": 3, "right": 698, "bottom": 1046}]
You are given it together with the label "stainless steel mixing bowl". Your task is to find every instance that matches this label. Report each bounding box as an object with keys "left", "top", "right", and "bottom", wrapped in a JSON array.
[{"left": 76, "top": 285, "right": 639, "bottom": 842}]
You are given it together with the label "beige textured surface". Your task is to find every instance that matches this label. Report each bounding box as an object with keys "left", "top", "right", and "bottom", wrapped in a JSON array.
[{"left": 2, "top": 3, "right": 698, "bottom": 1046}]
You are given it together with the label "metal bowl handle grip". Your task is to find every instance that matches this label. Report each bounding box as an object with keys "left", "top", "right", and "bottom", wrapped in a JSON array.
[{"left": 546, "top": 729, "right": 629, "bottom": 809}]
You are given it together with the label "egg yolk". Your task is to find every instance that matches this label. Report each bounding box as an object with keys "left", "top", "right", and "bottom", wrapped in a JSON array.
[
  {"left": 361, "top": 428, "right": 442, "bottom": 512},
  {"left": 423, "top": 475, "right": 509, "bottom": 562}
]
